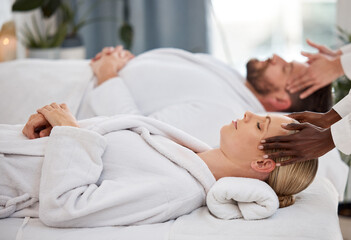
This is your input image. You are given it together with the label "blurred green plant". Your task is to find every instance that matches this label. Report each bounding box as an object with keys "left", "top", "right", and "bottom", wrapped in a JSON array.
[
  {"left": 12, "top": 0, "right": 115, "bottom": 49},
  {"left": 13, "top": 0, "right": 66, "bottom": 48},
  {"left": 118, "top": 0, "right": 133, "bottom": 50}
]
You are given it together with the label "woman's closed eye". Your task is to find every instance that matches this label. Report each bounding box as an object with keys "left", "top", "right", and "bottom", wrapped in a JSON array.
[{"left": 257, "top": 121, "right": 266, "bottom": 131}]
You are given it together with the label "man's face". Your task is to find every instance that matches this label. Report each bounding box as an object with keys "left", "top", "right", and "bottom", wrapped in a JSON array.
[{"left": 246, "top": 54, "right": 308, "bottom": 97}]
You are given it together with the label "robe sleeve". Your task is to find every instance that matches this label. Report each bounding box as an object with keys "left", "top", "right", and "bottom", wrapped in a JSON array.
[
  {"left": 331, "top": 112, "right": 351, "bottom": 155},
  {"left": 39, "top": 126, "right": 168, "bottom": 227},
  {"left": 340, "top": 44, "right": 351, "bottom": 79},
  {"left": 81, "top": 77, "right": 141, "bottom": 117},
  {"left": 333, "top": 90, "right": 351, "bottom": 118}
]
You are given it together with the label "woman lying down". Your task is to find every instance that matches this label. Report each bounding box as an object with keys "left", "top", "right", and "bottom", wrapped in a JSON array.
[{"left": 0, "top": 103, "right": 317, "bottom": 227}]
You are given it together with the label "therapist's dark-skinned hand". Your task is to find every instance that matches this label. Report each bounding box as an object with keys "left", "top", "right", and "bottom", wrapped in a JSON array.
[
  {"left": 260, "top": 123, "right": 335, "bottom": 166},
  {"left": 259, "top": 109, "right": 341, "bottom": 166}
]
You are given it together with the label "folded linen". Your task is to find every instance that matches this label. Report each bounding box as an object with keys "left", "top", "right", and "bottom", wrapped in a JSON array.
[{"left": 206, "top": 177, "right": 279, "bottom": 220}]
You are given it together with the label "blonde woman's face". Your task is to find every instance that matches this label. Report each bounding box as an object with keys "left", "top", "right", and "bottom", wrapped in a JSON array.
[{"left": 220, "top": 111, "right": 293, "bottom": 163}]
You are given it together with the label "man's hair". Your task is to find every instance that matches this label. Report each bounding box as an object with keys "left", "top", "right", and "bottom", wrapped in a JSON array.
[
  {"left": 246, "top": 59, "right": 275, "bottom": 95},
  {"left": 287, "top": 84, "right": 332, "bottom": 113},
  {"left": 246, "top": 59, "right": 333, "bottom": 113}
]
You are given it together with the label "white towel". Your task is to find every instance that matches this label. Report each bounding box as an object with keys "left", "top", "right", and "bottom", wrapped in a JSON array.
[{"left": 206, "top": 177, "right": 279, "bottom": 220}]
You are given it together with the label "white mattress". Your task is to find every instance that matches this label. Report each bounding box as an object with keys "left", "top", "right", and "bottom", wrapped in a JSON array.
[{"left": 0, "top": 178, "right": 342, "bottom": 240}]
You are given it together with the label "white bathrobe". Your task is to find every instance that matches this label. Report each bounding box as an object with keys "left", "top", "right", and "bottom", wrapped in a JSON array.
[
  {"left": 77, "top": 48, "right": 265, "bottom": 147},
  {"left": 0, "top": 115, "right": 216, "bottom": 227}
]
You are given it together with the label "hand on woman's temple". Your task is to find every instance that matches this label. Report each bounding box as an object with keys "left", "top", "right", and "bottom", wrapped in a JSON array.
[
  {"left": 260, "top": 122, "right": 335, "bottom": 166},
  {"left": 37, "top": 103, "right": 79, "bottom": 128},
  {"left": 22, "top": 113, "right": 52, "bottom": 139},
  {"left": 287, "top": 109, "right": 341, "bottom": 129},
  {"left": 90, "top": 45, "right": 134, "bottom": 86}
]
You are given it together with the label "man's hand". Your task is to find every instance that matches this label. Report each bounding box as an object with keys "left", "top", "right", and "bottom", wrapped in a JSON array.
[
  {"left": 287, "top": 109, "right": 341, "bottom": 129},
  {"left": 37, "top": 103, "right": 79, "bottom": 128},
  {"left": 287, "top": 53, "right": 344, "bottom": 99},
  {"left": 90, "top": 45, "right": 134, "bottom": 86},
  {"left": 22, "top": 113, "right": 52, "bottom": 139},
  {"left": 260, "top": 122, "right": 335, "bottom": 166}
]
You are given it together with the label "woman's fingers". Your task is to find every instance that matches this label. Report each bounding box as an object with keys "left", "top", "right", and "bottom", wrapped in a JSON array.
[
  {"left": 39, "top": 126, "right": 53, "bottom": 138},
  {"left": 60, "top": 103, "right": 68, "bottom": 110},
  {"left": 102, "top": 46, "right": 114, "bottom": 54},
  {"left": 22, "top": 113, "right": 51, "bottom": 139},
  {"left": 115, "top": 45, "right": 124, "bottom": 53}
]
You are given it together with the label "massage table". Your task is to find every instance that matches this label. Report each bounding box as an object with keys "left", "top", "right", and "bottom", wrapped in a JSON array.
[{"left": 0, "top": 58, "right": 348, "bottom": 240}]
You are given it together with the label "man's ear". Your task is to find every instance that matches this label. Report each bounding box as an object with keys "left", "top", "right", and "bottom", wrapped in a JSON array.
[
  {"left": 265, "top": 95, "right": 292, "bottom": 111},
  {"left": 251, "top": 159, "right": 276, "bottom": 173}
]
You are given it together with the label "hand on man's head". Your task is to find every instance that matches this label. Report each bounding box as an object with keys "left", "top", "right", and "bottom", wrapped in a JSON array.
[
  {"left": 305, "top": 39, "right": 342, "bottom": 58},
  {"left": 287, "top": 46, "right": 344, "bottom": 99}
]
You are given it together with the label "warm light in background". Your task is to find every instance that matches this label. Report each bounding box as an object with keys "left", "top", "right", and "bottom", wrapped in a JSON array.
[
  {"left": 0, "top": 21, "right": 17, "bottom": 62},
  {"left": 2, "top": 37, "right": 9, "bottom": 46}
]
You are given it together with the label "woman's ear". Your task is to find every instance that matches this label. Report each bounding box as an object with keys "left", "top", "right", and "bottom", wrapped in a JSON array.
[{"left": 251, "top": 159, "right": 276, "bottom": 173}]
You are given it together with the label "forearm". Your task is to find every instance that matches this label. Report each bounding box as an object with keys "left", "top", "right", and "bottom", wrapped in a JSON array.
[
  {"left": 85, "top": 77, "right": 141, "bottom": 116},
  {"left": 322, "top": 108, "right": 342, "bottom": 127},
  {"left": 96, "top": 63, "right": 118, "bottom": 86},
  {"left": 39, "top": 126, "right": 107, "bottom": 226}
]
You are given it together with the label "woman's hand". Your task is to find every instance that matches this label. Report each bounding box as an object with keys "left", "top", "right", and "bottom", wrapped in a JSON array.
[
  {"left": 22, "top": 113, "right": 52, "bottom": 139},
  {"left": 90, "top": 45, "right": 134, "bottom": 86},
  {"left": 37, "top": 103, "right": 79, "bottom": 128}
]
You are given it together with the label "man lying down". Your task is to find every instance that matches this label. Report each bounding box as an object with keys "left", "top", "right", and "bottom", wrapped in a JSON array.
[
  {"left": 0, "top": 103, "right": 317, "bottom": 227},
  {"left": 76, "top": 46, "right": 332, "bottom": 147}
]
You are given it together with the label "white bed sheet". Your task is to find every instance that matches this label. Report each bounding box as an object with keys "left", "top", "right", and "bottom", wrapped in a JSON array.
[
  {"left": 0, "top": 218, "right": 173, "bottom": 240},
  {"left": 0, "top": 177, "right": 342, "bottom": 240}
]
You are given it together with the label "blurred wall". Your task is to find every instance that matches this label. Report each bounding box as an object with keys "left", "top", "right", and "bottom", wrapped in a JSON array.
[
  {"left": 78, "top": 0, "right": 208, "bottom": 58},
  {"left": 337, "top": 0, "right": 351, "bottom": 34}
]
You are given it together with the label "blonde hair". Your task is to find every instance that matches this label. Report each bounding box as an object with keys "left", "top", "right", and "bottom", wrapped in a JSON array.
[{"left": 265, "top": 124, "right": 318, "bottom": 208}]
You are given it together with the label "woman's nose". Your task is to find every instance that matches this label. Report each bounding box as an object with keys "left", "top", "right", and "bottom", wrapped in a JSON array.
[{"left": 244, "top": 111, "right": 253, "bottom": 122}]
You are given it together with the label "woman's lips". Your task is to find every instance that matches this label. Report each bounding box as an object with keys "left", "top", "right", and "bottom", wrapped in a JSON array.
[{"left": 232, "top": 120, "right": 237, "bottom": 129}]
